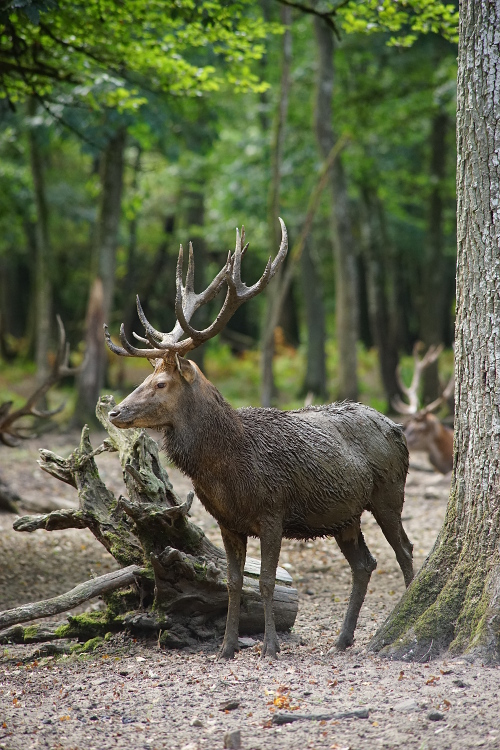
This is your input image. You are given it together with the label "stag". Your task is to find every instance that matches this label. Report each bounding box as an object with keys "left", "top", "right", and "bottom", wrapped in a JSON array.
[
  {"left": 392, "top": 343, "right": 454, "bottom": 474},
  {"left": 105, "top": 219, "right": 413, "bottom": 659}
]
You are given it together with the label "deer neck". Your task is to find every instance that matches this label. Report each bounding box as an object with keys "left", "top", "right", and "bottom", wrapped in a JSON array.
[
  {"left": 162, "top": 382, "right": 246, "bottom": 484},
  {"left": 428, "top": 422, "right": 454, "bottom": 473}
]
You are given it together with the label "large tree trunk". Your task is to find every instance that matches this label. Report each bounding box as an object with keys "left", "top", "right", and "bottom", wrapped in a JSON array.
[
  {"left": 27, "top": 98, "right": 52, "bottom": 386},
  {"left": 73, "top": 128, "right": 126, "bottom": 426},
  {"left": 261, "top": 4, "right": 292, "bottom": 407},
  {"left": 2, "top": 397, "right": 298, "bottom": 647},
  {"left": 313, "top": 18, "right": 358, "bottom": 402},
  {"left": 370, "top": 0, "right": 500, "bottom": 664}
]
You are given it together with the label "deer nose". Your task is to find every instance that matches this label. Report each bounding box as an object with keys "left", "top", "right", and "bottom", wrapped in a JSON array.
[{"left": 109, "top": 409, "right": 120, "bottom": 418}]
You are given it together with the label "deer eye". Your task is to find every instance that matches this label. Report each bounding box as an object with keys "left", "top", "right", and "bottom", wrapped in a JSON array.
[{"left": 156, "top": 382, "right": 166, "bottom": 389}]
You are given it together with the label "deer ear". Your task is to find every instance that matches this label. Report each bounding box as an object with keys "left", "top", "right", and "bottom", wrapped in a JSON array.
[{"left": 175, "top": 354, "right": 197, "bottom": 383}]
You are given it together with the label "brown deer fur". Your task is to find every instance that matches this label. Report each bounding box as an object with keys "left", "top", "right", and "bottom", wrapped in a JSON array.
[
  {"left": 404, "top": 413, "right": 454, "bottom": 474},
  {"left": 109, "top": 357, "right": 414, "bottom": 658}
]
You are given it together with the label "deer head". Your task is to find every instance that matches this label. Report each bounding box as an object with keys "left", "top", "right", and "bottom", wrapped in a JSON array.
[
  {"left": 105, "top": 220, "right": 288, "bottom": 429},
  {"left": 392, "top": 342, "right": 454, "bottom": 473}
]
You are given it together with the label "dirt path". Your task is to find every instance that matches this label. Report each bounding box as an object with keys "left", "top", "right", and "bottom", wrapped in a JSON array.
[{"left": 0, "top": 433, "right": 499, "bottom": 750}]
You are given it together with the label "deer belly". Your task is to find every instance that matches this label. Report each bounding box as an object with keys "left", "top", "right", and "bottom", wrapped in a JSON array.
[{"left": 283, "top": 499, "right": 365, "bottom": 539}]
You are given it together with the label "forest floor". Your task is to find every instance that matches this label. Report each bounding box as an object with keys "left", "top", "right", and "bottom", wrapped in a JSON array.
[{"left": 0, "top": 430, "right": 499, "bottom": 750}]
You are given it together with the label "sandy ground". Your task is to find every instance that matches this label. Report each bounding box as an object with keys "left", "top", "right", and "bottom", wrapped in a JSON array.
[{"left": 0, "top": 431, "right": 499, "bottom": 750}]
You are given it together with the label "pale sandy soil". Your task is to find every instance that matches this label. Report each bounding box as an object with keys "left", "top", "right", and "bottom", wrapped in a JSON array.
[{"left": 0, "top": 432, "right": 499, "bottom": 750}]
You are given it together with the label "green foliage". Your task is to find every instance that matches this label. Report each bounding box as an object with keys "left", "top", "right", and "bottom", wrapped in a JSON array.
[
  {"left": 1, "top": 0, "right": 281, "bottom": 106},
  {"left": 340, "top": 0, "right": 459, "bottom": 47}
]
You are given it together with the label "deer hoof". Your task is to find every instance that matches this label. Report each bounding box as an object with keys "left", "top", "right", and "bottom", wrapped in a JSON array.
[
  {"left": 218, "top": 643, "right": 237, "bottom": 660},
  {"left": 260, "top": 637, "right": 281, "bottom": 660},
  {"left": 335, "top": 633, "right": 354, "bottom": 651}
]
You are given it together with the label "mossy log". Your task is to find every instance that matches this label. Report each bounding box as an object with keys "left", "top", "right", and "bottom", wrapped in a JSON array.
[{"left": 2, "top": 395, "right": 297, "bottom": 648}]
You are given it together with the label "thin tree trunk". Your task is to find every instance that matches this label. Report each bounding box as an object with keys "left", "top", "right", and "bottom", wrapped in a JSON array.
[
  {"left": 313, "top": 17, "right": 358, "bottom": 402},
  {"left": 300, "top": 238, "right": 326, "bottom": 400},
  {"left": 421, "top": 108, "right": 450, "bottom": 403},
  {"left": 182, "top": 182, "right": 208, "bottom": 372},
  {"left": 122, "top": 145, "right": 142, "bottom": 337},
  {"left": 360, "top": 185, "right": 401, "bottom": 407},
  {"left": 370, "top": 0, "right": 500, "bottom": 664},
  {"left": 261, "top": 4, "right": 292, "bottom": 407},
  {"left": 73, "top": 128, "right": 126, "bottom": 426},
  {"left": 27, "top": 98, "right": 52, "bottom": 386}
]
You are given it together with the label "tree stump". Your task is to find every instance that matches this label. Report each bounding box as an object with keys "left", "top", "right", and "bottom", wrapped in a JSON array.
[{"left": 2, "top": 395, "right": 298, "bottom": 648}]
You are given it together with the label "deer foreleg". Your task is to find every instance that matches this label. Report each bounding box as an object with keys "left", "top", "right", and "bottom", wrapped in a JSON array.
[
  {"left": 259, "top": 518, "right": 283, "bottom": 659},
  {"left": 219, "top": 525, "right": 247, "bottom": 660},
  {"left": 334, "top": 529, "right": 377, "bottom": 650}
]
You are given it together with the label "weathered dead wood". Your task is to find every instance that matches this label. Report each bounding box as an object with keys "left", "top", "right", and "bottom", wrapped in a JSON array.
[
  {"left": 0, "top": 566, "right": 142, "bottom": 631},
  {"left": 3, "top": 395, "right": 298, "bottom": 646}
]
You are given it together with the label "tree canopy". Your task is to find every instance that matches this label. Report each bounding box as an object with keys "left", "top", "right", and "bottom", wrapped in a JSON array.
[{"left": 1, "top": 0, "right": 280, "bottom": 109}]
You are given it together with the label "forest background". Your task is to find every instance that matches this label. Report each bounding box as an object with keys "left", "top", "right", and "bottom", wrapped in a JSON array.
[{"left": 0, "top": 0, "right": 459, "bottom": 428}]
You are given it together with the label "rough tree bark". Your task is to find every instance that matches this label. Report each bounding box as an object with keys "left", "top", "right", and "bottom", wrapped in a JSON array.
[
  {"left": 370, "top": 0, "right": 500, "bottom": 663},
  {"left": 313, "top": 17, "right": 358, "bottom": 402},
  {"left": 0, "top": 397, "right": 297, "bottom": 648}
]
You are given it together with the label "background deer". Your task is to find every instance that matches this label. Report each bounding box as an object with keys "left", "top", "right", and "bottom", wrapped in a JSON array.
[
  {"left": 392, "top": 343, "right": 454, "bottom": 474},
  {"left": 105, "top": 219, "right": 413, "bottom": 659}
]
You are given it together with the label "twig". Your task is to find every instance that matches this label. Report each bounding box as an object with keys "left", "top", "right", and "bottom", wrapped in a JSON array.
[{"left": 0, "top": 565, "right": 143, "bottom": 631}]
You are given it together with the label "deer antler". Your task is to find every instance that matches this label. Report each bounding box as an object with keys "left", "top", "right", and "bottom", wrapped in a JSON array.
[
  {"left": 104, "top": 218, "right": 288, "bottom": 360},
  {"left": 392, "top": 342, "right": 452, "bottom": 416},
  {"left": 0, "top": 317, "right": 80, "bottom": 446}
]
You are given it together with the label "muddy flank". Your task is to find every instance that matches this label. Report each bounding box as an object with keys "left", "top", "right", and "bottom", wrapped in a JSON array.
[{"left": 0, "top": 432, "right": 498, "bottom": 750}]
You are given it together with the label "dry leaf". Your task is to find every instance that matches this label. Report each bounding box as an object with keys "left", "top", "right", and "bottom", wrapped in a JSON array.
[{"left": 398, "top": 671, "right": 405, "bottom": 681}]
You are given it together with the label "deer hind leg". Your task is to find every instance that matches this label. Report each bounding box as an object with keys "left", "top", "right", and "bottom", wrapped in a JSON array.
[
  {"left": 370, "top": 493, "right": 414, "bottom": 587},
  {"left": 259, "top": 517, "right": 283, "bottom": 659},
  {"left": 219, "top": 525, "right": 247, "bottom": 660},
  {"left": 334, "top": 522, "right": 377, "bottom": 650}
]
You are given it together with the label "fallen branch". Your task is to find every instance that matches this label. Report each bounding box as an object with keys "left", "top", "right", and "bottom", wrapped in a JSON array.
[
  {"left": 0, "top": 565, "right": 143, "bottom": 631},
  {"left": 272, "top": 707, "right": 370, "bottom": 725}
]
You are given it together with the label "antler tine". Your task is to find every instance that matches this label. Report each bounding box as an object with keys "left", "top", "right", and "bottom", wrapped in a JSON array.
[
  {"left": 136, "top": 296, "right": 173, "bottom": 347},
  {"left": 176, "top": 219, "right": 288, "bottom": 349},
  {"left": 422, "top": 373, "right": 455, "bottom": 415},
  {"left": 175, "top": 242, "right": 232, "bottom": 336},
  {"left": 104, "top": 220, "right": 288, "bottom": 361},
  {"left": 394, "top": 363, "right": 420, "bottom": 414},
  {"left": 391, "top": 394, "right": 418, "bottom": 415},
  {"left": 185, "top": 242, "right": 195, "bottom": 293}
]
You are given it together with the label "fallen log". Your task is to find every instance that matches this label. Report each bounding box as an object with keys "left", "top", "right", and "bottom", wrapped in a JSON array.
[{"left": 0, "top": 566, "right": 143, "bottom": 631}]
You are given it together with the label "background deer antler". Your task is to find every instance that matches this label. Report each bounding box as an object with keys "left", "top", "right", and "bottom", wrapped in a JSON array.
[
  {"left": 392, "top": 342, "right": 447, "bottom": 415},
  {"left": 0, "top": 317, "right": 80, "bottom": 446}
]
